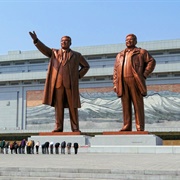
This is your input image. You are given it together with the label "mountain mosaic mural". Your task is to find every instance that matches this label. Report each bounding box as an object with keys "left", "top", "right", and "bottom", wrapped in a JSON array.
[{"left": 26, "top": 91, "right": 180, "bottom": 131}]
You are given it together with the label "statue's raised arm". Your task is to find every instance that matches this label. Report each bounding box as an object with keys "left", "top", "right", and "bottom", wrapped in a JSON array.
[{"left": 29, "top": 31, "right": 52, "bottom": 58}]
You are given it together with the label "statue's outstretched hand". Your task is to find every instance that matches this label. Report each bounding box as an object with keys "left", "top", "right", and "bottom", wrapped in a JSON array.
[{"left": 29, "top": 31, "right": 37, "bottom": 40}]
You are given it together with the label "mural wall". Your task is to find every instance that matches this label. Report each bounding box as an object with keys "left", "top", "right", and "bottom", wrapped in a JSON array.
[{"left": 26, "top": 85, "right": 180, "bottom": 131}]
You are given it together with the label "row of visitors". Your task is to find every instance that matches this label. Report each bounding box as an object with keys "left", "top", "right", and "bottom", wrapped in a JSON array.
[{"left": 0, "top": 139, "right": 79, "bottom": 155}]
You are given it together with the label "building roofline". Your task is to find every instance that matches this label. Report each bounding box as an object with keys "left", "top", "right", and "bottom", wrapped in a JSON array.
[{"left": 0, "top": 39, "right": 180, "bottom": 61}]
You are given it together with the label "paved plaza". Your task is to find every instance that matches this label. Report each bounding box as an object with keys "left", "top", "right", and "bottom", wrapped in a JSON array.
[{"left": 0, "top": 152, "right": 180, "bottom": 179}]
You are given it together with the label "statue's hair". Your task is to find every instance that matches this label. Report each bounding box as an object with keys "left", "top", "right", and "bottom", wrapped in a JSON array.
[
  {"left": 126, "top": 34, "right": 137, "bottom": 42},
  {"left": 61, "top": 36, "right": 72, "bottom": 44}
]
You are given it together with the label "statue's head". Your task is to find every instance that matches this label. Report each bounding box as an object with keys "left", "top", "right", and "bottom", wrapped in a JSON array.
[
  {"left": 125, "top": 34, "right": 137, "bottom": 48},
  {"left": 61, "top": 36, "right": 71, "bottom": 50}
]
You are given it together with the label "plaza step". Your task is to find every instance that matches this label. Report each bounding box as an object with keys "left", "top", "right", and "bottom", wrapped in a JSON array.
[{"left": 0, "top": 167, "right": 179, "bottom": 180}]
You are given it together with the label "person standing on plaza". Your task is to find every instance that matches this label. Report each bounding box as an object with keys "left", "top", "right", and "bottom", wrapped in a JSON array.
[
  {"left": 29, "top": 31, "right": 90, "bottom": 132},
  {"left": 113, "top": 34, "right": 156, "bottom": 131}
]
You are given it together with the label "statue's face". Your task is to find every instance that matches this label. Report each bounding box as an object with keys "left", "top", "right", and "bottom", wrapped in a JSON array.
[
  {"left": 61, "top": 36, "right": 71, "bottom": 50},
  {"left": 125, "top": 35, "right": 136, "bottom": 48}
]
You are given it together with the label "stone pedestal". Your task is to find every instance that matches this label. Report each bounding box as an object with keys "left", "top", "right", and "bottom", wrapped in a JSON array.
[
  {"left": 39, "top": 131, "right": 81, "bottom": 136},
  {"left": 28, "top": 132, "right": 90, "bottom": 146},
  {"left": 90, "top": 131, "right": 163, "bottom": 146},
  {"left": 28, "top": 131, "right": 163, "bottom": 154},
  {"left": 103, "top": 131, "right": 149, "bottom": 135}
]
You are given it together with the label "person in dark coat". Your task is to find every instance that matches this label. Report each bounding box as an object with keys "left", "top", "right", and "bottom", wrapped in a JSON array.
[
  {"left": 44, "top": 141, "right": 50, "bottom": 154},
  {"left": 73, "top": 142, "right": 79, "bottom": 154},
  {"left": 31, "top": 140, "right": 35, "bottom": 154},
  {"left": 61, "top": 141, "right": 66, "bottom": 154},
  {"left": 18, "top": 142, "right": 22, "bottom": 154},
  {"left": 41, "top": 143, "right": 45, "bottom": 154},
  {"left": 55, "top": 142, "right": 60, "bottom": 154},
  {"left": 20, "top": 139, "right": 26, "bottom": 154},
  {"left": 13, "top": 141, "right": 18, "bottom": 154},
  {"left": 0, "top": 140, "right": 5, "bottom": 154},
  {"left": 50, "top": 142, "right": 54, "bottom": 154}
]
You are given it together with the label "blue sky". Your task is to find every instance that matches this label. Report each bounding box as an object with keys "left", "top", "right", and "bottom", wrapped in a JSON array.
[{"left": 0, "top": 0, "right": 179, "bottom": 54}]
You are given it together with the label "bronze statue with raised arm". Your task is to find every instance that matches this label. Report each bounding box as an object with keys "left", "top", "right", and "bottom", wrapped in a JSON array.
[
  {"left": 29, "top": 31, "right": 90, "bottom": 132},
  {"left": 113, "top": 34, "right": 156, "bottom": 131}
]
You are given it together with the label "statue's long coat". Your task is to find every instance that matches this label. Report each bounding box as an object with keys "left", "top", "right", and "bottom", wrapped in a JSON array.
[{"left": 113, "top": 47, "right": 156, "bottom": 97}]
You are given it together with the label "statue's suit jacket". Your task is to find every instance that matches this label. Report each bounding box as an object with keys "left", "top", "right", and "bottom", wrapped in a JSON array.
[
  {"left": 113, "top": 47, "right": 156, "bottom": 97},
  {"left": 35, "top": 40, "right": 90, "bottom": 108}
]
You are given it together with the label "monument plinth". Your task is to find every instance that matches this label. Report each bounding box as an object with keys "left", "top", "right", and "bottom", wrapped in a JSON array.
[
  {"left": 29, "top": 132, "right": 89, "bottom": 147},
  {"left": 39, "top": 131, "right": 81, "bottom": 136},
  {"left": 91, "top": 131, "right": 162, "bottom": 146},
  {"left": 103, "top": 131, "right": 149, "bottom": 135}
]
